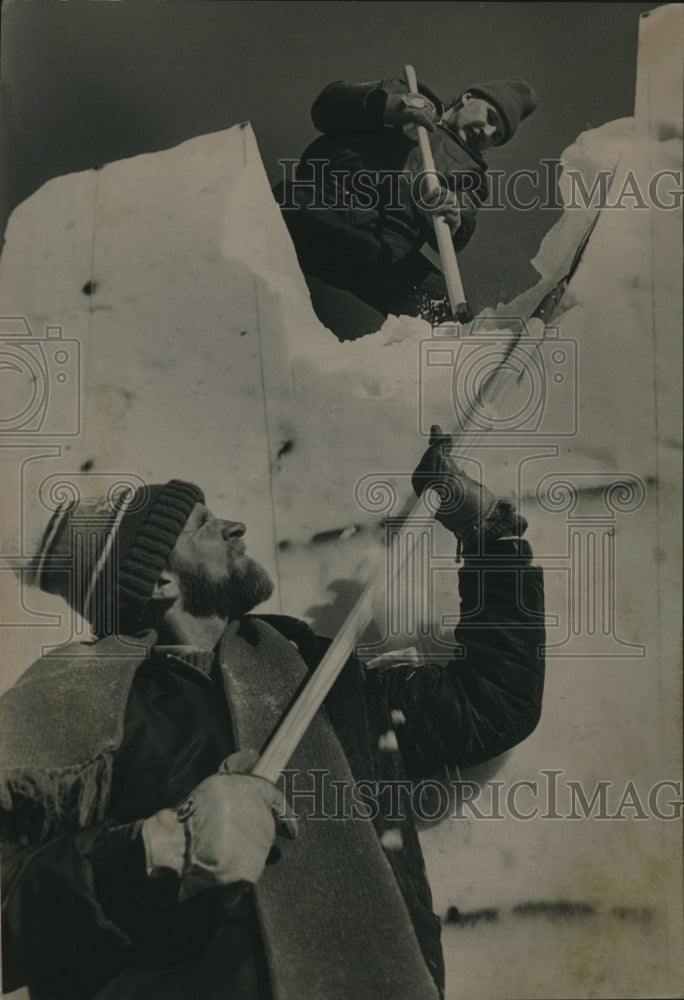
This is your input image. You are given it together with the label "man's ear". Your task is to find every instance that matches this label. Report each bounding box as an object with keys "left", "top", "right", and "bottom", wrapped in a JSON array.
[
  {"left": 460, "top": 91, "right": 473, "bottom": 104},
  {"left": 149, "top": 568, "right": 181, "bottom": 603}
]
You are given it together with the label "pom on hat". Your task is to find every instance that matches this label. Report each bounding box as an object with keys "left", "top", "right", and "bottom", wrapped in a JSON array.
[
  {"left": 468, "top": 78, "right": 538, "bottom": 144},
  {"left": 33, "top": 479, "right": 204, "bottom": 636}
]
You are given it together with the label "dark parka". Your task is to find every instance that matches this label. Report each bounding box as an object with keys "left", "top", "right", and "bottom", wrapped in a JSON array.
[
  {"left": 276, "top": 78, "right": 490, "bottom": 315},
  {"left": 1, "top": 540, "right": 544, "bottom": 1000}
]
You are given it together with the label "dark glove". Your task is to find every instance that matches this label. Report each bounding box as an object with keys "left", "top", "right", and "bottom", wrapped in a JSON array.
[
  {"left": 418, "top": 187, "right": 462, "bottom": 235},
  {"left": 412, "top": 425, "right": 527, "bottom": 552},
  {"left": 383, "top": 91, "right": 437, "bottom": 130}
]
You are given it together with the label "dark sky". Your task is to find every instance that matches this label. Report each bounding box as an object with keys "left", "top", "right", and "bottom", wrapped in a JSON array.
[{"left": 0, "top": 0, "right": 661, "bottom": 309}]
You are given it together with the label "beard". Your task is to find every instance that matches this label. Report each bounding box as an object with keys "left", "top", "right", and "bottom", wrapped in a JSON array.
[{"left": 174, "top": 555, "right": 274, "bottom": 620}]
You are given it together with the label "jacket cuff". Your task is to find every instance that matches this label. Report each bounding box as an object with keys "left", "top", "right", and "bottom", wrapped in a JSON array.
[
  {"left": 92, "top": 821, "right": 180, "bottom": 934},
  {"left": 463, "top": 538, "right": 533, "bottom": 564},
  {"left": 364, "top": 87, "right": 389, "bottom": 127},
  {"left": 92, "top": 820, "right": 146, "bottom": 880}
]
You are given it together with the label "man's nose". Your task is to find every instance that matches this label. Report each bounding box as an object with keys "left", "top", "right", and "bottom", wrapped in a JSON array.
[
  {"left": 482, "top": 123, "right": 496, "bottom": 138},
  {"left": 221, "top": 521, "right": 246, "bottom": 540}
]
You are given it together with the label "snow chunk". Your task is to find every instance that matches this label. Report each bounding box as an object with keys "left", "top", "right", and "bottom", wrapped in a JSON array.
[
  {"left": 378, "top": 730, "right": 399, "bottom": 752},
  {"left": 380, "top": 828, "right": 404, "bottom": 851}
]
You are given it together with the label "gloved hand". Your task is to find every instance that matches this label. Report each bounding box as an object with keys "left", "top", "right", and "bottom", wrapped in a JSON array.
[
  {"left": 384, "top": 91, "right": 437, "bottom": 131},
  {"left": 141, "top": 750, "right": 297, "bottom": 902},
  {"left": 412, "top": 425, "right": 527, "bottom": 552},
  {"left": 417, "top": 187, "right": 462, "bottom": 235}
]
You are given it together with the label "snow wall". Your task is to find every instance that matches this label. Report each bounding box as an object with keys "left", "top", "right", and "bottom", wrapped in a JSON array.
[{"left": 0, "top": 5, "right": 681, "bottom": 998}]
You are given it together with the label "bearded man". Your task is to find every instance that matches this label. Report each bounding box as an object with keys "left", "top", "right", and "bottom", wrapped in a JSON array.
[
  {"left": 276, "top": 75, "right": 537, "bottom": 329},
  {"left": 0, "top": 432, "right": 545, "bottom": 1000}
]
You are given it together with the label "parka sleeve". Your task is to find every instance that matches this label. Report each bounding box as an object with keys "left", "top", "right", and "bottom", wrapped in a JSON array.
[
  {"left": 311, "top": 77, "right": 440, "bottom": 134},
  {"left": 0, "top": 821, "right": 177, "bottom": 993},
  {"left": 362, "top": 538, "right": 545, "bottom": 778}
]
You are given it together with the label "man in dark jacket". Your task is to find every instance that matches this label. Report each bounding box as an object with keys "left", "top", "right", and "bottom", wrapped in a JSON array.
[
  {"left": 276, "top": 76, "right": 537, "bottom": 327},
  {"left": 0, "top": 431, "right": 544, "bottom": 1000}
]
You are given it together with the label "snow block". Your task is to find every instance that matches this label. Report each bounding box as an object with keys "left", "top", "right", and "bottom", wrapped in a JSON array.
[{"left": 0, "top": 121, "right": 450, "bottom": 678}]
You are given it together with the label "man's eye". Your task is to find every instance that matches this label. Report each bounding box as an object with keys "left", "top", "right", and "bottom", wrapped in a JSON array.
[{"left": 487, "top": 111, "right": 501, "bottom": 144}]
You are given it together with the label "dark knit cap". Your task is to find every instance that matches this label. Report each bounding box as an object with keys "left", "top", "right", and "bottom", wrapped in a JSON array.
[
  {"left": 468, "top": 78, "right": 538, "bottom": 144},
  {"left": 33, "top": 479, "right": 204, "bottom": 636}
]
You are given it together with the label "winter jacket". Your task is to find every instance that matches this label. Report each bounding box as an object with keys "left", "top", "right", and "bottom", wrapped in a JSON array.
[
  {"left": 1, "top": 540, "right": 544, "bottom": 1000},
  {"left": 275, "top": 78, "right": 490, "bottom": 312}
]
